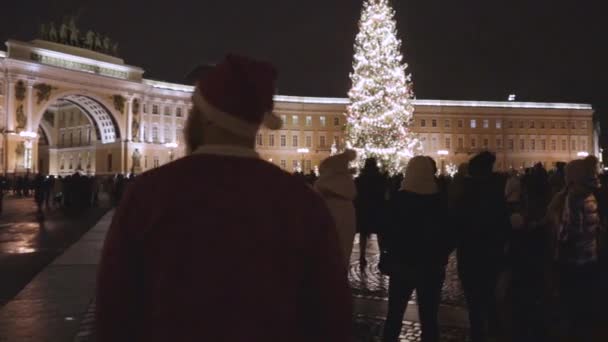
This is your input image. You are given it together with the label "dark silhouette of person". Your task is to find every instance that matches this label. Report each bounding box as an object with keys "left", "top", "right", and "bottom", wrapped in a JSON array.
[
  {"left": 382, "top": 156, "right": 451, "bottom": 342},
  {"left": 355, "top": 157, "right": 387, "bottom": 270},
  {"left": 33, "top": 173, "right": 46, "bottom": 220},
  {"left": 457, "top": 151, "right": 509, "bottom": 342}
]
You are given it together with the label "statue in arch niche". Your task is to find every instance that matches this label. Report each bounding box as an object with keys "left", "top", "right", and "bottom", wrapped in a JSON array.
[
  {"left": 16, "top": 105, "right": 26, "bottom": 130},
  {"left": 132, "top": 149, "right": 142, "bottom": 168}
]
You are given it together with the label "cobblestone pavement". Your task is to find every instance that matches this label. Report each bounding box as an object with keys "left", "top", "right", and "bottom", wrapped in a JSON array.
[{"left": 349, "top": 238, "right": 466, "bottom": 308}]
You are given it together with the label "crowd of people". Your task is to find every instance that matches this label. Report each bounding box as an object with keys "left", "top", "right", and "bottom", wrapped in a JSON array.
[
  {"left": 0, "top": 172, "right": 136, "bottom": 218},
  {"left": 315, "top": 149, "right": 607, "bottom": 342},
  {"left": 95, "top": 55, "right": 607, "bottom": 342}
]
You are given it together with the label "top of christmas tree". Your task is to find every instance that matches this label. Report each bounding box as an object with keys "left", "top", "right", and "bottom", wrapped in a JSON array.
[{"left": 345, "top": 0, "right": 421, "bottom": 174}]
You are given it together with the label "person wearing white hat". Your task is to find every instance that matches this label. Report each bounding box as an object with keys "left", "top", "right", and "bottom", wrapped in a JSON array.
[
  {"left": 97, "top": 55, "right": 352, "bottom": 342},
  {"left": 314, "top": 149, "right": 358, "bottom": 265}
]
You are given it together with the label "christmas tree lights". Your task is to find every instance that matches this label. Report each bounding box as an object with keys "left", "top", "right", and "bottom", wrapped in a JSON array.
[{"left": 345, "top": 0, "right": 421, "bottom": 174}]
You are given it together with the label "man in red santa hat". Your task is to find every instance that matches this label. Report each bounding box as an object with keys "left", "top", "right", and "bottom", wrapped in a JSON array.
[{"left": 96, "top": 54, "right": 352, "bottom": 342}]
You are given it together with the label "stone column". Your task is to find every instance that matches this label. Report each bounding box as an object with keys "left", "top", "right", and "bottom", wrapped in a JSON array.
[
  {"left": 6, "top": 79, "right": 15, "bottom": 131},
  {"left": 172, "top": 105, "right": 178, "bottom": 143},
  {"left": 159, "top": 103, "right": 166, "bottom": 143},
  {"left": 26, "top": 80, "right": 34, "bottom": 132},
  {"left": 126, "top": 96, "right": 133, "bottom": 142}
]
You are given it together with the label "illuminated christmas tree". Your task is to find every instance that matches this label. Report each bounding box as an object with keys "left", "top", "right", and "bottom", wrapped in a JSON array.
[{"left": 345, "top": 0, "right": 420, "bottom": 173}]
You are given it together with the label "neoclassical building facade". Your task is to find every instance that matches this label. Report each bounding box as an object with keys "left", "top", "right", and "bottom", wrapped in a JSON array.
[{"left": 0, "top": 38, "right": 598, "bottom": 176}]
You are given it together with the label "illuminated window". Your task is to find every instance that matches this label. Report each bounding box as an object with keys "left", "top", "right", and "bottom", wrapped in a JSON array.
[
  {"left": 281, "top": 115, "right": 287, "bottom": 124},
  {"left": 470, "top": 119, "right": 477, "bottom": 128},
  {"left": 334, "top": 117, "right": 340, "bottom": 126},
  {"left": 305, "top": 116, "right": 312, "bottom": 126},
  {"left": 483, "top": 119, "right": 489, "bottom": 128},
  {"left": 292, "top": 115, "right": 299, "bottom": 125},
  {"left": 320, "top": 116, "right": 326, "bottom": 127},
  {"left": 496, "top": 120, "right": 502, "bottom": 129}
]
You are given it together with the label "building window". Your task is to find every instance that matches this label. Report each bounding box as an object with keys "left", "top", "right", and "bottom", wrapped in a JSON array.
[
  {"left": 269, "top": 134, "right": 275, "bottom": 147},
  {"left": 519, "top": 121, "right": 524, "bottom": 129},
  {"left": 152, "top": 126, "right": 159, "bottom": 142},
  {"left": 508, "top": 139, "right": 514, "bottom": 151},
  {"left": 280, "top": 160, "right": 286, "bottom": 169},
  {"left": 432, "top": 119, "right": 437, "bottom": 127},
  {"left": 305, "top": 116, "right": 312, "bottom": 126},
  {"left": 471, "top": 138, "right": 477, "bottom": 148},
  {"left": 164, "top": 106, "right": 171, "bottom": 116},
  {"left": 319, "top": 136, "right": 326, "bottom": 148},
  {"left": 530, "top": 121, "right": 535, "bottom": 129},
  {"left": 551, "top": 121, "right": 556, "bottom": 129},
  {"left": 306, "top": 135, "right": 312, "bottom": 148},
  {"left": 257, "top": 134, "right": 263, "bottom": 146},
  {"left": 571, "top": 140, "right": 576, "bottom": 150},
  {"left": 470, "top": 119, "right": 477, "bottom": 128},
  {"left": 280, "top": 135, "right": 286, "bottom": 147},
  {"left": 520, "top": 139, "right": 525, "bottom": 150},
  {"left": 551, "top": 140, "right": 557, "bottom": 151},
  {"left": 176, "top": 108, "right": 182, "bottom": 117},
  {"left": 420, "top": 119, "right": 426, "bottom": 127},
  {"left": 458, "top": 137, "right": 464, "bottom": 149},
  {"left": 292, "top": 115, "right": 299, "bottom": 125},
  {"left": 281, "top": 115, "right": 287, "bottom": 125},
  {"left": 445, "top": 137, "right": 451, "bottom": 149},
  {"left": 305, "top": 160, "right": 312, "bottom": 173},
  {"left": 87, "top": 128, "right": 91, "bottom": 144},
  {"left": 561, "top": 121, "right": 566, "bottom": 129},
  {"left": 431, "top": 137, "right": 438, "bottom": 150},
  {"left": 152, "top": 105, "right": 159, "bottom": 115},
  {"left": 496, "top": 120, "right": 502, "bottom": 129},
  {"left": 562, "top": 140, "right": 567, "bottom": 151},
  {"left": 292, "top": 160, "right": 299, "bottom": 171},
  {"left": 483, "top": 138, "right": 489, "bottom": 148},
  {"left": 69, "top": 132, "right": 74, "bottom": 146},
  {"left": 445, "top": 119, "right": 450, "bottom": 128},
  {"left": 531, "top": 139, "right": 536, "bottom": 151},
  {"left": 541, "top": 140, "right": 546, "bottom": 150},
  {"left": 164, "top": 126, "right": 171, "bottom": 143},
  {"left": 497, "top": 138, "right": 502, "bottom": 149},
  {"left": 582, "top": 121, "right": 588, "bottom": 129},
  {"left": 580, "top": 140, "right": 587, "bottom": 151},
  {"left": 143, "top": 104, "right": 148, "bottom": 113},
  {"left": 540, "top": 121, "right": 545, "bottom": 129},
  {"left": 61, "top": 133, "right": 65, "bottom": 146},
  {"left": 333, "top": 136, "right": 340, "bottom": 147},
  {"left": 570, "top": 121, "right": 576, "bottom": 129},
  {"left": 320, "top": 116, "right": 326, "bottom": 127},
  {"left": 483, "top": 119, "right": 489, "bottom": 128},
  {"left": 458, "top": 120, "right": 463, "bottom": 128},
  {"left": 334, "top": 117, "right": 340, "bottom": 126},
  {"left": 154, "top": 156, "right": 159, "bottom": 168},
  {"left": 144, "top": 156, "right": 148, "bottom": 168},
  {"left": 292, "top": 135, "right": 298, "bottom": 147}
]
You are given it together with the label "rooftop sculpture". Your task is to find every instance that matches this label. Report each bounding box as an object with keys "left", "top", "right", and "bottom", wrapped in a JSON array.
[{"left": 39, "top": 15, "right": 119, "bottom": 57}]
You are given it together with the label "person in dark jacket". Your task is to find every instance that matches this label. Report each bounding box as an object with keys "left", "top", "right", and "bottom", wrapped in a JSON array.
[
  {"left": 382, "top": 156, "right": 451, "bottom": 342},
  {"left": 457, "top": 151, "right": 510, "bottom": 342},
  {"left": 355, "top": 157, "right": 387, "bottom": 270},
  {"left": 33, "top": 173, "right": 46, "bottom": 220}
]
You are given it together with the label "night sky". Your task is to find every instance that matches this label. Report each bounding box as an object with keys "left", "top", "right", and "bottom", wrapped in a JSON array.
[{"left": 2, "top": 1, "right": 606, "bottom": 140}]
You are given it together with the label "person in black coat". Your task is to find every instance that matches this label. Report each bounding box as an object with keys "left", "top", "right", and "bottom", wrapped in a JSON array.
[
  {"left": 355, "top": 157, "right": 387, "bottom": 269},
  {"left": 456, "top": 151, "right": 510, "bottom": 342},
  {"left": 381, "top": 156, "right": 452, "bottom": 342}
]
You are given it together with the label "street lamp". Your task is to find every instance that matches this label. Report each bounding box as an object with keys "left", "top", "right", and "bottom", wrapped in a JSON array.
[
  {"left": 577, "top": 151, "right": 589, "bottom": 158},
  {"left": 437, "top": 150, "right": 449, "bottom": 174},
  {"left": 19, "top": 131, "right": 38, "bottom": 172},
  {"left": 297, "top": 148, "right": 309, "bottom": 173}
]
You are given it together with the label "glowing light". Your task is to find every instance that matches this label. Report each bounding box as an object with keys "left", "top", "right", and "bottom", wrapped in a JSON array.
[
  {"left": 144, "top": 79, "right": 195, "bottom": 93},
  {"left": 577, "top": 151, "right": 589, "bottom": 157},
  {"left": 297, "top": 148, "right": 310, "bottom": 153},
  {"left": 437, "top": 150, "right": 449, "bottom": 156},
  {"left": 19, "top": 131, "right": 38, "bottom": 138},
  {"left": 446, "top": 163, "right": 458, "bottom": 177},
  {"left": 164, "top": 142, "right": 178, "bottom": 148}
]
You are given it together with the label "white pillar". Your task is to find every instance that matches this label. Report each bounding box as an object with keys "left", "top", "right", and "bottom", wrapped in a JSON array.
[
  {"left": 26, "top": 81, "right": 34, "bottom": 132},
  {"left": 126, "top": 96, "right": 133, "bottom": 142},
  {"left": 160, "top": 103, "right": 166, "bottom": 143},
  {"left": 6, "top": 79, "right": 15, "bottom": 131},
  {"left": 147, "top": 114, "right": 153, "bottom": 143},
  {"left": 172, "top": 105, "right": 177, "bottom": 143}
]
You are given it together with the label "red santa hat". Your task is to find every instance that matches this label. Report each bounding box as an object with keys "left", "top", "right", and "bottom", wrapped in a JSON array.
[{"left": 191, "top": 54, "right": 282, "bottom": 138}]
